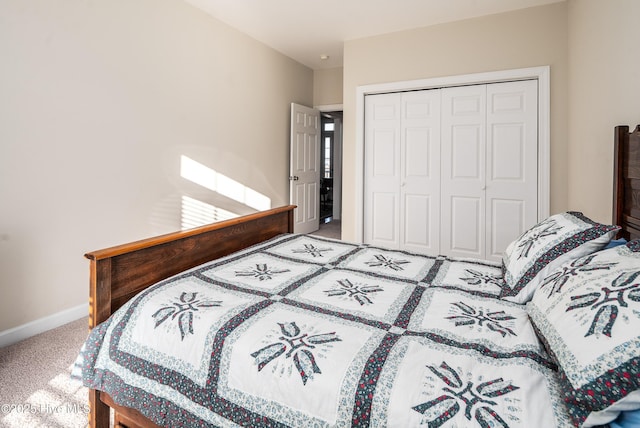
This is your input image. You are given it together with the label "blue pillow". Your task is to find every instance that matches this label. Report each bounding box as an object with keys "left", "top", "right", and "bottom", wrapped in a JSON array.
[
  {"left": 604, "top": 238, "right": 627, "bottom": 249},
  {"left": 609, "top": 409, "right": 640, "bottom": 428}
]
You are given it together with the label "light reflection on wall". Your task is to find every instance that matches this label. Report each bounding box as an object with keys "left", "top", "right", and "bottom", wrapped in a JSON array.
[
  {"left": 179, "top": 155, "right": 271, "bottom": 229},
  {"left": 180, "top": 195, "right": 234, "bottom": 230}
]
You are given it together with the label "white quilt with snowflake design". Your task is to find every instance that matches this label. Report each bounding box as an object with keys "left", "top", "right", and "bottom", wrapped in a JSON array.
[{"left": 75, "top": 234, "right": 571, "bottom": 427}]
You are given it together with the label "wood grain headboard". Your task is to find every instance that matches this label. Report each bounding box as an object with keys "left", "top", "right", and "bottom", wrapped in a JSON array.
[
  {"left": 613, "top": 124, "right": 640, "bottom": 241},
  {"left": 84, "top": 205, "right": 295, "bottom": 329}
]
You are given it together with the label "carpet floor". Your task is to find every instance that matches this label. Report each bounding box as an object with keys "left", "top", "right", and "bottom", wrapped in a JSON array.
[
  {"left": 0, "top": 317, "right": 90, "bottom": 428},
  {"left": 310, "top": 219, "right": 341, "bottom": 240}
]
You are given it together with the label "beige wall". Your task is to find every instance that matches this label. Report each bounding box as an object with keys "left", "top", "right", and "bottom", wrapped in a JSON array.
[
  {"left": 313, "top": 67, "right": 344, "bottom": 107},
  {"left": 567, "top": 0, "right": 640, "bottom": 223},
  {"left": 342, "top": 3, "right": 569, "bottom": 241},
  {"left": 4, "top": 0, "right": 638, "bottom": 337},
  {"left": 0, "top": 0, "right": 312, "bottom": 332}
]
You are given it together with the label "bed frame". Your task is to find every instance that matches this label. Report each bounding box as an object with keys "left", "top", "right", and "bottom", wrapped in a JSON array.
[
  {"left": 614, "top": 125, "right": 640, "bottom": 241},
  {"left": 83, "top": 124, "right": 640, "bottom": 428},
  {"left": 84, "top": 205, "right": 296, "bottom": 428}
]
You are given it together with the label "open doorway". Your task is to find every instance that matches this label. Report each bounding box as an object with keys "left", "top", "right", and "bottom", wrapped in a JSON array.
[{"left": 316, "top": 110, "right": 342, "bottom": 239}]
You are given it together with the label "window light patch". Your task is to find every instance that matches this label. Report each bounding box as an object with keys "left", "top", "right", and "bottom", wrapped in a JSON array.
[
  {"left": 180, "top": 155, "right": 271, "bottom": 211},
  {"left": 180, "top": 196, "right": 234, "bottom": 230}
]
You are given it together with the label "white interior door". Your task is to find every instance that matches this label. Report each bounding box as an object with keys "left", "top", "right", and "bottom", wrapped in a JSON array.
[{"left": 290, "top": 103, "right": 320, "bottom": 234}]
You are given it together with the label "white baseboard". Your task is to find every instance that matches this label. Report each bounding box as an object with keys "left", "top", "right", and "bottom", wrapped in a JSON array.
[{"left": 0, "top": 304, "right": 88, "bottom": 349}]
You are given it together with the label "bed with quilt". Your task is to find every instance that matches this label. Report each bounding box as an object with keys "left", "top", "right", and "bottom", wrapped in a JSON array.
[{"left": 74, "top": 125, "right": 640, "bottom": 428}]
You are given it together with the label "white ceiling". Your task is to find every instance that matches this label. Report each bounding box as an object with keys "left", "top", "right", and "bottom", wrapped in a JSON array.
[{"left": 182, "top": 0, "right": 564, "bottom": 70}]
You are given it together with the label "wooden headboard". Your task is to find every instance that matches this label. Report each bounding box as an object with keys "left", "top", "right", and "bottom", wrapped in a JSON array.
[
  {"left": 613, "top": 125, "right": 640, "bottom": 241},
  {"left": 84, "top": 205, "right": 295, "bottom": 329}
]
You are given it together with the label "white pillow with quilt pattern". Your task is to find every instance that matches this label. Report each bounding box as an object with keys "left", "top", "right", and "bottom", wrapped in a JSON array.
[
  {"left": 527, "top": 240, "right": 640, "bottom": 427},
  {"left": 501, "top": 211, "right": 619, "bottom": 303}
]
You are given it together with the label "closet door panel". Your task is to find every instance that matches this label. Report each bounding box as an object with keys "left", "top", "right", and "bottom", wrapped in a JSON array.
[
  {"left": 401, "top": 90, "right": 441, "bottom": 254},
  {"left": 371, "top": 193, "right": 398, "bottom": 244},
  {"left": 405, "top": 128, "right": 430, "bottom": 176},
  {"left": 403, "top": 131, "right": 431, "bottom": 249},
  {"left": 372, "top": 130, "right": 397, "bottom": 176},
  {"left": 449, "top": 196, "right": 482, "bottom": 253},
  {"left": 486, "top": 80, "right": 538, "bottom": 260},
  {"left": 365, "top": 93, "right": 401, "bottom": 248},
  {"left": 492, "top": 124, "right": 525, "bottom": 180},
  {"left": 441, "top": 85, "right": 486, "bottom": 258},
  {"left": 403, "top": 194, "right": 430, "bottom": 248},
  {"left": 490, "top": 199, "right": 525, "bottom": 259},
  {"left": 451, "top": 125, "right": 482, "bottom": 179}
]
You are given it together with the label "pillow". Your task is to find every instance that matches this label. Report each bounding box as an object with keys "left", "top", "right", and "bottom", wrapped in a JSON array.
[
  {"left": 501, "top": 211, "right": 619, "bottom": 303},
  {"left": 610, "top": 409, "right": 640, "bottom": 428},
  {"left": 606, "top": 238, "right": 628, "bottom": 249},
  {"left": 527, "top": 240, "right": 640, "bottom": 427}
]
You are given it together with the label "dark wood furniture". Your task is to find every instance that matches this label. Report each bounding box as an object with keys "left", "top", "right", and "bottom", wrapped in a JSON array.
[
  {"left": 613, "top": 125, "right": 640, "bottom": 241},
  {"left": 84, "top": 205, "right": 295, "bottom": 428}
]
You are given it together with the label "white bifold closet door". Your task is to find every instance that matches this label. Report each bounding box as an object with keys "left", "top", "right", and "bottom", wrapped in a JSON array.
[
  {"left": 364, "top": 90, "right": 442, "bottom": 254},
  {"left": 364, "top": 80, "right": 538, "bottom": 261}
]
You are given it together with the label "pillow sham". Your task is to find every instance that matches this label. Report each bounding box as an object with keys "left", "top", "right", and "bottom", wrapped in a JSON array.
[
  {"left": 501, "top": 211, "right": 619, "bottom": 303},
  {"left": 527, "top": 240, "right": 640, "bottom": 427}
]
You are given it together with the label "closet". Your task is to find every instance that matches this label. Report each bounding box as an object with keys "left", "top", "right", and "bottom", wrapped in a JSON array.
[{"left": 364, "top": 80, "right": 538, "bottom": 261}]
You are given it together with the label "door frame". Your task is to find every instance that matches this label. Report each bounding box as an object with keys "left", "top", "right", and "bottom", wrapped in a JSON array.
[
  {"left": 316, "top": 104, "right": 344, "bottom": 221},
  {"left": 354, "top": 66, "right": 550, "bottom": 242}
]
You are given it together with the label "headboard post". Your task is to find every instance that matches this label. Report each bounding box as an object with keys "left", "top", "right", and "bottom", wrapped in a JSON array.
[
  {"left": 613, "top": 125, "right": 629, "bottom": 234},
  {"left": 613, "top": 125, "right": 640, "bottom": 241},
  {"left": 89, "top": 258, "right": 112, "bottom": 329},
  {"left": 288, "top": 208, "right": 294, "bottom": 234}
]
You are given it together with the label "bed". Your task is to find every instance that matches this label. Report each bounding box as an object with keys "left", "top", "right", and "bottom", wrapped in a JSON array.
[{"left": 74, "top": 125, "right": 640, "bottom": 428}]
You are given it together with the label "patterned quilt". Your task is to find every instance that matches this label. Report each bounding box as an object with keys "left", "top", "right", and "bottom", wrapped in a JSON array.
[{"left": 74, "top": 234, "right": 571, "bottom": 427}]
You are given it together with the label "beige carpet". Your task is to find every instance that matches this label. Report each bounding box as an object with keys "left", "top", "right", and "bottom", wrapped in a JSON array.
[
  {"left": 0, "top": 317, "right": 91, "bottom": 428},
  {"left": 310, "top": 219, "right": 341, "bottom": 240}
]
